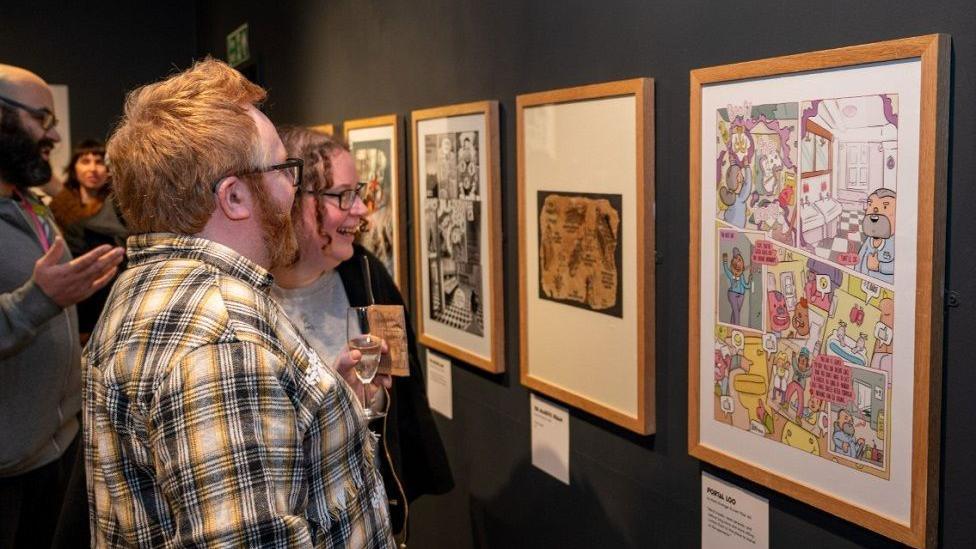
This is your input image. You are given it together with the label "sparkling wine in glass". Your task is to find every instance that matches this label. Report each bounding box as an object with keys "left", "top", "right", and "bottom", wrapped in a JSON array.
[{"left": 347, "top": 306, "right": 385, "bottom": 420}]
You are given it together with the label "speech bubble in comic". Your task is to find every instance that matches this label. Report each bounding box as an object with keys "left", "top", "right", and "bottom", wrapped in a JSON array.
[
  {"left": 811, "top": 355, "right": 854, "bottom": 405},
  {"left": 861, "top": 279, "right": 881, "bottom": 303},
  {"left": 720, "top": 396, "right": 735, "bottom": 413},
  {"left": 751, "top": 240, "right": 779, "bottom": 265},
  {"left": 730, "top": 330, "right": 745, "bottom": 351},
  {"left": 762, "top": 333, "right": 778, "bottom": 353},
  {"left": 874, "top": 322, "right": 894, "bottom": 345},
  {"left": 837, "top": 252, "right": 859, "bottom": 267},
  {"left": 815, "top": 274, "right": 832, "bottom": 295}
]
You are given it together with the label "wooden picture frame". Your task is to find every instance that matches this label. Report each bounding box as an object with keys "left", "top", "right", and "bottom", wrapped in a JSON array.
[
  {"left": 688, "top": 34, "right": 949, "bottom": 547},
  {"left": 310, "top": 123, "right": 335, "bottom": 135},
  {"left": 411, "top": 101, "right": 504, "bottom": 373},
  {"left": 344, "top": 114, "right": 408, "bottom": 291},
  {"left": 517, "top": 78, "right": 655, "bottom": 434}
]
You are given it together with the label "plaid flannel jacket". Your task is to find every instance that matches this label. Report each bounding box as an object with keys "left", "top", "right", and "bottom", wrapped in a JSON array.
[{"left": 83, "top": 234, "right": 394, "bottom": 548}]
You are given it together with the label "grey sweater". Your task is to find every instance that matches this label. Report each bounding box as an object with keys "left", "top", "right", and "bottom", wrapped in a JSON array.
[{"left": 0, "top": 191, "right": 81, "bottom": 477}]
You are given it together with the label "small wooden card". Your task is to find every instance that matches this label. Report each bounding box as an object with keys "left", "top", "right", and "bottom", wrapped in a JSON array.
[{"left": 367, "top": 304, "right": 410, "bottom": 376}]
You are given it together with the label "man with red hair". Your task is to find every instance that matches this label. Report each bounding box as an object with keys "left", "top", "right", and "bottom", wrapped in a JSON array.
[{"left": 85, "top": 59, "right": 393, "bottom": 547}]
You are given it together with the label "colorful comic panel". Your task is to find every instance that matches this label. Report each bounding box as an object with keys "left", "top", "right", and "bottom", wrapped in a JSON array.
[
  {"left": 713, "top": 226, "right": 894, "bottom": 479},
  {"left": 716, "top": 228, "right": 766, "bottom": 332},
  {"left": 796, "top": 95, "right": 898, "bottom": 287},
  {"left": 351, "top": 138, "right": 395, "bottom": 277},
  {"left": 716, "top": 102, "right": 799, "bottom": 247}
]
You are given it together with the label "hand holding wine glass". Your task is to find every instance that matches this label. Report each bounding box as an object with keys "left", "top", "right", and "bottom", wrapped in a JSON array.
[{"left": 347, "top": 306, "right": 387, "bottom": 420}]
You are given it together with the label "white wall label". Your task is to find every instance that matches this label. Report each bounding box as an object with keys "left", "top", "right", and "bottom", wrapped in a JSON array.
[
  {"left": 702, "top": 472, "right": 768, "bottom": 549},
  {"left": 426, "top": 351, "right": 453, "bottom": 419},
  {"left": 530, "top": 394, "right": 569, "bottom": 484}
]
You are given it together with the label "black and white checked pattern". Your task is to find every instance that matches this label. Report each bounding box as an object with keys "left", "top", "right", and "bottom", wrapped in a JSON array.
[
  {"left": 434, "top": 305, "right": 485, "bottom": 334},
  {"left": 431, "top": 292, "right": 484, "bottom": 335},
  {"left": 811, "top": 209, "right": 864, "bottom": 263},
  {"left": 433, "top": 302, "right": 474, "bottom": 331}
]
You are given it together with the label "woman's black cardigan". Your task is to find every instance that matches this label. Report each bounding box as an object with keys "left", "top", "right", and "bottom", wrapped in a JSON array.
[{"left": 337, "top": 244, "right": 454, "bottom": 534}]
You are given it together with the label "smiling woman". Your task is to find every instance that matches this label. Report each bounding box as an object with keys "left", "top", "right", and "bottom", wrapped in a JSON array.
[{"left": 270, "top": 126, "right": 453, "bottom": 544}]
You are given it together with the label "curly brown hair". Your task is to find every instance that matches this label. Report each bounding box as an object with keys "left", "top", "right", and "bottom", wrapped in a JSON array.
[{"left": 276, "top": 125, "right": 351, "bottom": 236}]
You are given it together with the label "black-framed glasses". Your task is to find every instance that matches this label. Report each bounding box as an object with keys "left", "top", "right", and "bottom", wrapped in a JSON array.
[
  {"left": 211, "top": 157, "right": 304, "bottom": 192},
  {"left": 0, "top": 94, "right": 58, "bottom": 131},
  {"left": 305, "top": 182, "right": 366, "bottom": 210}
]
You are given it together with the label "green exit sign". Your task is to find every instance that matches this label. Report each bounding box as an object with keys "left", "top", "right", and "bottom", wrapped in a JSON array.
[{"left": 226, "top": 23, "right": 250, "bottom": 68}]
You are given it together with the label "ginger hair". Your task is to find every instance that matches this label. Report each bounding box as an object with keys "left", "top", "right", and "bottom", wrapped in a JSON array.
[{"left": 107, "top": 58, "right": 267, "bottom": 234}]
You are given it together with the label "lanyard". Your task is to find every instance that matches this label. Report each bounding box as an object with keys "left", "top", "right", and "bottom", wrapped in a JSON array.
[{"left": 13, "top": 188, "right": 51, "bottom": 253}]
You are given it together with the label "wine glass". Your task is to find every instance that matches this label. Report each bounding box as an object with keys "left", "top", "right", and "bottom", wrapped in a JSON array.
[{"left": 347, "top": 306, "right": 385, "bottom": 420}]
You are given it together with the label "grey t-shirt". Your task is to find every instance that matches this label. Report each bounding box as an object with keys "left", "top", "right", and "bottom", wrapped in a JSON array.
[
  {"left": 272, "top": 269, "right": 349, "bottom": 367},
  {"left": 271, "top": 270, "right": 388, "bottom": 413}
]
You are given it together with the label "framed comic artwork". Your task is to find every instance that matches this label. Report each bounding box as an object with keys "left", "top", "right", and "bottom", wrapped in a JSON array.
[
  {"left": 310, "top": 122, "right": 335, "bottom": 135},
  {"left": 517, "top": 78, "right": 655, "bottom": 435},
  {"left": 411, "top": 101, "right": 504, "bottom": 373},
  {"left": 688, "top": 35, "right": 949, "bottom": 547},
  {"left": 345, "top": 114, "right": 408, "bottom": 291}
]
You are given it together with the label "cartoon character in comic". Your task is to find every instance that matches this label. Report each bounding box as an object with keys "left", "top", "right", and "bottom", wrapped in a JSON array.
[
  {"left": 856, "top": 188, "right": 896, "bottom": 284},
  {"left": 722, "top": 247, "right": 753, "bottom": 326},
  {"left": 715, "top": 348, "right": 732, "bottom": 397},
  {"left": 832, "top": 408, "right": 865, "bottom": 459},
  {"left": 719, "top": 163, "right": 751, "bottom": 228},
  {"left": 792, "top": 297, "right": 811, "bottom": 337},
  {"left": 804, "top": 396, "right": 829, "bottom": 436},
  {"left": 437, "top": 137, "right": 457, "bottom": 193},
  {"left": 756, "top": 149, "right": 784, "bottom": 197},
  {"left": 458, "top": 135, "right": 478, "bottom": 198},
  {"left": 804, "top": 270, "right": 832, "bottom": 311},
  {"left": 852, "top": 332, "right": 868, "bottom": 359},
  {"left": 826, "top": 321, "right": 868, "bottom": 367},
  {"left": 770, "top": 351, "right": 791, "bottom": 404},
  {"left": 767, "top": 290, "right": 791, "bottom": 333},
  {"left": 784, "top": 348, "right": 812, "bottom": 417}
]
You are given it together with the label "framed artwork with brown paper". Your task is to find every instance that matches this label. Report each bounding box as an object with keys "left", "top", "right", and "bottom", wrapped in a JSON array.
[
  {"left": 688, "top": 34, "right": 949, "bottom": 548},
  {"left": 517, "top": 78, "right": 655, "bottom": 435},
  {"left": 345, "top": 114, "right": 408, "bottom": 292},
  {"left": 411, "top": 101, "right": 504, "bottom": 373}
]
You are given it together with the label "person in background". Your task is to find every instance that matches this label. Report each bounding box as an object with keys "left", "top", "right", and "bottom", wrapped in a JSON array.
[
  {"left": 49, "top": 139, "right": 127, "bottom": 341},
  {"left": 272, "top": 126, "right": 454, "bottom": 545},
  {"left": 0, "top": 63, "right": 123, "bottom": 549},
  {"left": 84, "top": 58, "right": 393, "bottom": 547}
]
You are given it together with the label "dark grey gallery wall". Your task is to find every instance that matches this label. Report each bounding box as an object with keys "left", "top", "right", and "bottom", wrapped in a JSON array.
[
  {"left": 0, "top": 1, "right": 196, "bottom": 145},
  {"left": 191, "top": 1, "right": 975, "bottom": 548}
]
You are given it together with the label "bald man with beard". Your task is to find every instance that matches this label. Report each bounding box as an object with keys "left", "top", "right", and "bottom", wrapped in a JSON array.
[{"left": 0, "top": 64, "right": 124, "bottom": 548}]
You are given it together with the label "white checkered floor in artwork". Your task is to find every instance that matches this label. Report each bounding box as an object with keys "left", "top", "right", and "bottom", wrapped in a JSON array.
[
  {"left": 811, "top": 209, "right": 864, "bottom": 263},
  {"left": 433, "top": 302, "right": 484, "bottom": 334}
]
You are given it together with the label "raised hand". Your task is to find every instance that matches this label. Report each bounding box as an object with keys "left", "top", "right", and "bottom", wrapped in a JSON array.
[{"left": 34, "top": 237, "right": 124, "bottom": 308}]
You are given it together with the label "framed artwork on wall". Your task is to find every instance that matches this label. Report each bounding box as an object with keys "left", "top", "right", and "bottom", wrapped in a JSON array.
[
  {"left": 517, "top": 78, "right": 655, "bottom": 434},
  {"left": 411, "top": 101, "right": 504, "bottom": 373},
  {"left": 688, "top": 34, "right": 949, "bottom": 548},
  {"left": 345, "top": 114, "right": 408, "bottom": 291},
  {"left": 310, "top": 122, "right": 335, "bottom": 135}
]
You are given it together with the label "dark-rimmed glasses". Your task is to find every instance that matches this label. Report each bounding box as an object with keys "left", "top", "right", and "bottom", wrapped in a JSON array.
[
  {"left": 305, "top": 182, "right": 366, "bottom": 210},
  {"left": 0, "top": 94, "right": 58, "bottom": 131},
  {"left": 211, "top": 157, "right": 304, "bottom": 193}
]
